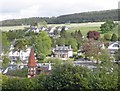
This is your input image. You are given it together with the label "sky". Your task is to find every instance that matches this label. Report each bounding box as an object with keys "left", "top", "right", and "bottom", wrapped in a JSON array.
[{"left": 0, "top": 0, "right": 119, "bottom": 20}]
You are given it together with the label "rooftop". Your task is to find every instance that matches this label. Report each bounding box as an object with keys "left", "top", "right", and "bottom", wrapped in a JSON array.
[{"left": 28, "top": 48, "right": 37, "bottom": 67}]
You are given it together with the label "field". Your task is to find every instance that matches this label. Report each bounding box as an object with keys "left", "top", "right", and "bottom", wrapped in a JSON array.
[
  {"left": 0, "top": 22, "right": 118, "bottom": 38},
  {"left": 67, "top": 26, "right": 100, "bottom": 36},
  {"left": 0, "top": 25, "right": 29, "bottom": 32}
]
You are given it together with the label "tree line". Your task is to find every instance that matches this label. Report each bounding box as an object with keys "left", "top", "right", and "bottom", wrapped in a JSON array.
[
  {"left": 1, "top": 60, "right": 119, "bottom": 90},
  {"left": 0, "top": 9, "right": 118, "bottom": 26}
]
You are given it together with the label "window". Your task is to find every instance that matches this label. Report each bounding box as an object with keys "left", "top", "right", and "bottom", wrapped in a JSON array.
[{"left": 113, "top": 44, "right": 119, "bottom": 48}]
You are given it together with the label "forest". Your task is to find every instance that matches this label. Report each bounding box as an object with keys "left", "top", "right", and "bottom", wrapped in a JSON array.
[{"left": 0, "top": 9, "right": 118, "bottom": 26}]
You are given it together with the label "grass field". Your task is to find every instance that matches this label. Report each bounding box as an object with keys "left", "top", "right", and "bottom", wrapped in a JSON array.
[
  {"left": 67, "top": 26, "right": 100, "bottom": 37},
  {"left": 50, "top": 22, "right": 104, "bottom": 37},
  {"left": 0, "top": 25, "right": 29, "bottom": 32},
  {"left": 0, "top": 22, "right": 118, "bottom": 38}
]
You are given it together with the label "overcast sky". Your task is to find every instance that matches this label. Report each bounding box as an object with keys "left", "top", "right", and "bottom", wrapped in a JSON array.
[{"left": 0, "top": 0, "right": 119, "bottom": 20}]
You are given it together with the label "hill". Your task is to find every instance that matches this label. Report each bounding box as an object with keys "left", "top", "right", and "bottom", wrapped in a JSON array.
[{"left": 0, "top": 9, "right": 118, "bottom": 26}]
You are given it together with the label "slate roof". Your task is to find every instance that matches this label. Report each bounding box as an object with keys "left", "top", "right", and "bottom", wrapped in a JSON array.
[{"left": 53, "top": 45, "right": 72, "bottom": 51}]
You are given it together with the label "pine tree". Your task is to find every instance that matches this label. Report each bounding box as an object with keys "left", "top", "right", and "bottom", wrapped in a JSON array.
[{"left": 111, "top": 33, "right": 118, "bottom": 41}]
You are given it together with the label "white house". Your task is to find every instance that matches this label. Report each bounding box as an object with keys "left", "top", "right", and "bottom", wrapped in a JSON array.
[
  {"left": 8, "top": 45, "right": 31, "bottom": 63},
  {"left": 27, "top": 28, "right": 40, "bottom": 33},
  {"left": 52, "top": 45, "right": 73, "bottom": 58},
  {"left": 65, "top": 27, "right": 69, "bottom": 30},
  {"left": 108, "top": 41, "right": 120, "bottom": 53}
]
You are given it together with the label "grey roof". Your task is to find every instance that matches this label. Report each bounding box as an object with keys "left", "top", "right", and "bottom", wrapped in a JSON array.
[
  {"left": 109, "top": 41, "right": 120, "bottom": 45},
  {"left": 54, "top": 45, "right": 72, "bottom": 51}
]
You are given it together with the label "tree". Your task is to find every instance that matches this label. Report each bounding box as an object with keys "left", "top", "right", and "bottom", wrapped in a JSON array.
[
  {"left": 114, "top": 49, "right": 120, "bottom": 61},
  {"left": 1, "top": 32, "right": 10, "bottom": 51},
  {"left": 111, "top": 33, "right": 118, "bottom": 41},
  {"left": 56, "top": 37, "right": 77, "bottom": 51},
  {"left": 100, "top": 19, "right": 115, "bottom": 33},
  {"left": 32, "top": 31, "right": 52, "bottom": 60},
  {"left": 6, "top": 31, "right": 17, "bottom": 41},
  {"left": 2, "top": 56, "right": 11, "bottom": 68},
  {"left": 67, "top": 38, "right": 77, "bottom": 51},
  {"left": 91, "top": 56, "right": 118, "bottom": 89},
  {"left": 104, "top": 33, "right": 111, "bottom": 41},
  {"left": 99, "top": 49, "right": 111, "bottom": 62},
  {"left": 60, "top": 29, "right": 66, "bottom": 38},
  {"left": 14, "top": 39, "right": 28, "bottom": 61},
  {"left": 2, "top": 72, "right": 46, "bottom": 90},
  {"left": 38, "top": 21, "right": 47, "bottom": 26},
  {"left": 87, "top": 31, "right": 100, "bottom": 40},
  {"left": 2, "top": 77, "right": 45, "bottom": 90},
  {"left": 78, "top": 30, "right": 83, "bottom": 38},
  {"left": 72, "top": 30, "right": 83, "bottom": 49},
  {"left": 14, "top": 39, "right": 28, "bottom": 51},
  {"left": 82, "top": 39, "right": 102, "bottom": 63},
  {"left": 1, "top": 74, "right": 9, "bottom": 89},
  {"left": 43, "top": 63, "right": 92, "bottom": 90},
  {"left": 56, "top": 38, "right": 66, "bottom": 46},
  {"left": 31, "top": 22, "right": 38, "bottom": 27},
  {"left": 60, "top": 28, "right": 72, "bottom": 38}
]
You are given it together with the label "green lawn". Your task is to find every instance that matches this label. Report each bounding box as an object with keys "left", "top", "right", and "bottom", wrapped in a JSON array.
[
  {"left": 64, "top": 22, "right": 103, "bottom": 37},
  {"left": 67, "top": 26, "right": 100, "bottom": 37}
]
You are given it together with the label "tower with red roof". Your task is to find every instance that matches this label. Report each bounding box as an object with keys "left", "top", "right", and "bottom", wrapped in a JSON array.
[{"left": 27, "top": 48, "right": 37, "bottom": 78}]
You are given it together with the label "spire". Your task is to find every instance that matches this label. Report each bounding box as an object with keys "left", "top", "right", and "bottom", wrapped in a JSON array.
[{"left": 28, "top": 48, "right": 36, "bottom": 67}]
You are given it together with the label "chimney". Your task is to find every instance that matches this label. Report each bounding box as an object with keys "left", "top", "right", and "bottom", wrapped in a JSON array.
[
  {"left": 56, "top": 45, "right": 58, "bottom": 48},
  {"left": 69, "top": 45, "right": 71, "bottom": 49}
]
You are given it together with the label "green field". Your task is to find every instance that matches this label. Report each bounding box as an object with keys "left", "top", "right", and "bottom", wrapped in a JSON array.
[
  {"left": 0, "top": 22, "right": 118, "bottom": 38},
  {"left": 64, "top": 22, "right": 118, "bottom": 38},
  {"left": 0, "top": 25, "right": 29, "bottom": 31},
  {"left": 67, "top": 26, "right": 100, "bottom": 37},
  {"left": 49, "top": 22, "right": 104, "bottom": 37}
]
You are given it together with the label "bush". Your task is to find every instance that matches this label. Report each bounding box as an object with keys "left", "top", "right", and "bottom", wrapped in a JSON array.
[
  {"left": 37, "top": 54, "right": 46, "bottom": 62},
  {"left": 104, "top": 33, "right": 111, "bottom": 41},
  {"left": 44, "top": 58, "right": 62, "bottom": 65},
  {"left": 6, "top": 68, "right": 27, "bottom": 77},
  {"left": 2, "top": 74, "right": 46, "bottom": 90}
]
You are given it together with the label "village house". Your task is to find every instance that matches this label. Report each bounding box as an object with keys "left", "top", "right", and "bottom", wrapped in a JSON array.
[
  {"left": 108, "top": 41, "right": 120, "bottom": 54},
  {"left": 27, "top": 26, "right": 40, "bottom": 33},
  {"left": 8, "top": 45, "right": 31, "bottom": 63},
  {"left": 52, "top": 45, "right": 73, "bottom": 58}
]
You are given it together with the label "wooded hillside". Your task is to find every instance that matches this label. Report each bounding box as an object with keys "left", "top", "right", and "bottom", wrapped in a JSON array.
[{"left": 0, "top": 9, "right": 118, "bottom": 26}]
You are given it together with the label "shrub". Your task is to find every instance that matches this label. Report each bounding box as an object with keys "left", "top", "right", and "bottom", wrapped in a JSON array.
[{"left": 104, "top": 33, "right": 111, "bottom": 41}]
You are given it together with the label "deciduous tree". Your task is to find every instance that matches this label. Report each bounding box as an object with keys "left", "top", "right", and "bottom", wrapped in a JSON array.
[
  {"left": 32, "top": 31, "right": 52, "bottom": 60},
  {"left": 87, "top": 31, "right": 100, "bottom": 40}
]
